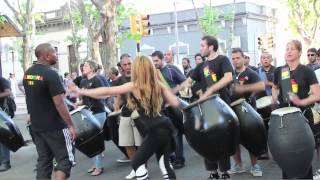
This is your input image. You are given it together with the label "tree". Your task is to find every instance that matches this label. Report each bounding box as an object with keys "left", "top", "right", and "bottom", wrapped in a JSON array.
[
  {"left": 4, "top": 0, "right": 43, "bottom": 70},
  {"left": 287, "top": 0, "right": 320, "bottom": 47},
  {"left": 91, "top": 0, "right": 121, "bottom": 70},
  {"left": 76, "top": 0, "right": 103, "bottom": 66},
  {"left": 65, "top": 0, "right": 86, "bottom": 67}
]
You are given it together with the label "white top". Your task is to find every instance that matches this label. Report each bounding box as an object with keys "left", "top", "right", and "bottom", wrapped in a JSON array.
[
  {"left": 256, "top": 96, "right": 272, "bottom": 109},
  {"left": 271, "top": 107, "right": 301, "bottom": 117},
  {"left": 230, "top": 98, "right": 245, "bottom": 107}
]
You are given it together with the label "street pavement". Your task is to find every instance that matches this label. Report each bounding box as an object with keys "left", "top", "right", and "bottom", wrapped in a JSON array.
[{"left": 2, "top": 94, "right": 320, "bottom": 180}]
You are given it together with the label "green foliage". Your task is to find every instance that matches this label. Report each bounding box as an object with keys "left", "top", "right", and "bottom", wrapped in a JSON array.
[
  {"left": 199, "top": 5, "right": 235, "bottom": 36},
  {"left": 286, "top": 0, "right": 320, "bottom": 44},
  {"left": 0, "top": 15, "right": 7, "bottom": 25},
  {"left": 116, "top": 4, "right": 140, "bottom": 46},
  {"left": 199, "top": 5, "right": 222, "bottom": 36}
]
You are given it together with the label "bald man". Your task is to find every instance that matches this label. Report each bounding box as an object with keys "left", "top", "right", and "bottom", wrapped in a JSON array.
[
  {"left": 23, "top": 43, "right": 76, "bottom": 180},
  {"left": 165, "top": 50, "right": 175, "bottom": 64}
]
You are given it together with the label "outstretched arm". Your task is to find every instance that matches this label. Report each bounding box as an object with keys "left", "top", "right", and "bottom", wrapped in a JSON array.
[{"left": 77, "top": 82, "right": 134, "bottom": 98}]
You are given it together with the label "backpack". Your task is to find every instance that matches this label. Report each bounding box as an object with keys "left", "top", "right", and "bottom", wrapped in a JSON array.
[{"left": 3, "top": 96, "right": 16, "bottom": 118}]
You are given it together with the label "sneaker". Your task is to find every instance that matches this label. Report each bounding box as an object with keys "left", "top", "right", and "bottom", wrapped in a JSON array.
[
  {"left": 125, "top": 170, "right": 136, "bottom": 179},
  {"left": 0, "top": 164, "right": 11, "bottom": 172},
  {"left": 208, "top": 172, "right": 219, "bottom": 180},
  {"left": 221, "top": 173, "right": 231, "bottom": 179},
  {"left": 117, "top": 156, "right": 131, "bottom": 163},
  {"left": 228, "top": 163, "right": 245, "bottom": 174},
  {"left": 250, "top": 164, "right": 263, "bottom": 177},
  {"left": 313, "top": 169, "right": 320, "bottom": 180}
]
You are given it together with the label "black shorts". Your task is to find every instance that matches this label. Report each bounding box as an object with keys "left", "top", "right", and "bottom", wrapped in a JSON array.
[{"left": 32, "top": 128, "right": 75, "bottom": 179}]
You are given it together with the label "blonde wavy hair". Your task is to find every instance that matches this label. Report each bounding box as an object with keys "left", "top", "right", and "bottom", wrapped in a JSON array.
[{"left": 128, "top": 55, "right": 163, "bottom": 116}]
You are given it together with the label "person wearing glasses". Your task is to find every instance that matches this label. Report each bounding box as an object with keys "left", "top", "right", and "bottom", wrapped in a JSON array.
[
  {"left": 306, "top": 48, "right": 320, "bottom": 71},
  {"left": 244, "top": 52, "right": 258, "bottom": 72}
]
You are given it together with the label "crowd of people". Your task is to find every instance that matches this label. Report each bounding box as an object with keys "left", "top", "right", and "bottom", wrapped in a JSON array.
[{"left": 1, "top": 36, "right": 320, "bottom": 180}]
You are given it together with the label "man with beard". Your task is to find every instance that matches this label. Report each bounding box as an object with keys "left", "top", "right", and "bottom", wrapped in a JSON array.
[
  {"left": 182, "top": 57, "right": 192, "bottom": 77},
  {"left": 152, "top": 50, "right": 187, "bottom": 169},
  {"left": 178, "top": 36, "right": 234, "bottom": 179}
]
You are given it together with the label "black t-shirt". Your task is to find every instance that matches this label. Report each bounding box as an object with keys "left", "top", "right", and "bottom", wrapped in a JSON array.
[
  {"left": 273, "top": 64, "right": 318, "bottom": 108},
  {"left": 190, "top": 55, "right": 233, "bottom": 104},
  {"left": 231, "top": 67, "right": 261, "bottom": 107},
  {"left": 73, "top": 76, "right": 83, "bottom": 87},
  {"left": 0, "top": 77, "right": 10, "bottom": 108},
  {"left": 23, "top": 64, "right": 66, "bottom": 132},
  {"left": 80, "top": 76, "right": 106, "bottom": 114},
  {"left": 112, "top": 75, "right": 131, "bottom": 116}
]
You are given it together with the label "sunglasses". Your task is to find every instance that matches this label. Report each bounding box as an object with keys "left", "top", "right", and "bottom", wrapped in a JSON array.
[{"left": 308, "top": 54, "right": 316, "bottom": 57}]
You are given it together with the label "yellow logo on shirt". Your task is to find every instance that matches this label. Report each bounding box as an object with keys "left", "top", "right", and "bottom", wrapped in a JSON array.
[
  {"left": 211, "top": 73, "right": 217, "bottom": 82},
  {"left": 291, "top": 79, "right": 298, "bottom": 93},
  {"left": 281, "top": 68, "right": 290, "bottom": 80}
]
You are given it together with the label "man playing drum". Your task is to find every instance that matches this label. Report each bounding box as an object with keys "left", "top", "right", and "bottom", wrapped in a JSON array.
[
  {"left": 229, "top": 48, "right": 265, "bottom": 177},
  {"left": 179, "top": 35, "right": 234, "bottom": 180},
  {"left": 23, "top": 43, "right": 77, "bottom": 180},
  {"left": 272, "top": 40, "right": 320, "bottom": 179}
]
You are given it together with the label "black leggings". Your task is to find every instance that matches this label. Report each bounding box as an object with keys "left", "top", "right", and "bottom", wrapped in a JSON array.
[{"left": 132, "top": 129, "right": 176, "bottom": 180}]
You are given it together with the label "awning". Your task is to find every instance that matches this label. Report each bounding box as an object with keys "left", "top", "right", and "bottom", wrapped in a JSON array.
[{"left": 0, "top": 15, "right": 21, "bottom": 38}]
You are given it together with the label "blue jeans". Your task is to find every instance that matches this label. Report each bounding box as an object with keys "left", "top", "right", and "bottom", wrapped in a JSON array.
[
  {"left": 0, "top": 143, "right": 10, "bottom": 165},
  {"left": 92, "top": 112, "right": 107, "bottom": 169}
]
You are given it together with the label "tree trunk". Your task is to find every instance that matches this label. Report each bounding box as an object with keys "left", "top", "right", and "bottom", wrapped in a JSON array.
[
  {"left": 104, "top": 16, "right": 117, "bottom": 69},
  {"left": 22, "top": 35, "right": 31, "bottom": 70},
  {"left": 87, "top": 35, "right": 103, "bottom": 66}
]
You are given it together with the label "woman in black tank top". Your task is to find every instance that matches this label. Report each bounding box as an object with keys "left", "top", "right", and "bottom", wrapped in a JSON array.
[{"left": 70, "top": 56, "right": 181, "bottom": 180}]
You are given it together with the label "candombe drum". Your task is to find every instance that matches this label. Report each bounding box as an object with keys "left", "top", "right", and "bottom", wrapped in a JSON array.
[
  {"left": 256, "top": 96, "right": 273, "bottom": 121},
  {"left": 0, "top": 110, "right": 25, "bottom": 152},
  {"left": 268, "top": 107, "right": 315, "bottom": 178},
  {"left": 182, "top": 94, "right": 240, "bottom": 161},
  {"left": 163, "top": 105, "right": 184, "bottom": 134},
  {"left": 105, "top": 111, "right": 121, "bottom": 144},
  {"left": 70, "top": 106, "right": 105, "bottom": 158},
  {"left": 230, "top": 99, "right": 267, "bottom": 156}
]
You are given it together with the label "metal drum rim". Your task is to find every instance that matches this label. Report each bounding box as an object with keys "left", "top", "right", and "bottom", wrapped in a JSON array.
[
  {"left": 271, "top": 107, "right": 301, "bottom": 117},
  {"left": 230, "top": 98, "right": 246, "bottom": 107},
  {"left": 70, "top": 105, "right": 86, "bottom": 115},
  {"left": 183, "top": 94, "right": 219, "bottom": 110}
]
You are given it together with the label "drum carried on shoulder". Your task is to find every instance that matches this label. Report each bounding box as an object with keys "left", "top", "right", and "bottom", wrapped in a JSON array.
[
  {"left": 182, "top": 94, "right": 239, "bottom": 162},
  {"left": 230, "top": 99, "right": 267, "bottom": 156},
  {"left": 70, "top": 106, "right": 105, "bottom": 158},
  {"left": 0, "top": 110, "right": 25, "bottom": 152},
  {"left": 268, "top": 107, "right": 315, "bottom": 178}
]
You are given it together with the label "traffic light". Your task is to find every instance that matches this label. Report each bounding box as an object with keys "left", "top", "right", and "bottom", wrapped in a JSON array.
[
  {"left": 129, "top": 15, "right": 139, "bottom": 34},
  {"left": 129, "top": 14, "right": 150, "bottom": 36},
  {"left": 139, "top": 15, "right": 150, "bottom": 36},
  {"left": 258, "top": 37, "right": 263, "bottom": 49},
  {"left": 267, "top": 35, "right": 274, "bottom": 48}
]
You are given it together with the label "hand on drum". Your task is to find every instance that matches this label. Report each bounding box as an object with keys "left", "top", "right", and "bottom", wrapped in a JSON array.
[
  {"left": 67, "top": 84, "right": 81, "bottom": 98},
  {"left": 68, "top": 125, "right": 77, "bottom": 140},
  {"left": 288, "top": 92, "right": 304, "bottom": 106}
]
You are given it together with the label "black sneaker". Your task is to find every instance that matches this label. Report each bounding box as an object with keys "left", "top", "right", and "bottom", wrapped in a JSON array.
[
  {"left": 208, "top": 172, "right": 219, "bottom": 180},
  {"left": 221, "top": 173, "right": 230, "bottom": 179}
]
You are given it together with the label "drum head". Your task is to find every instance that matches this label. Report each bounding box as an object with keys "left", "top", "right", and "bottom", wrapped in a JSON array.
[
  {"left": 256, "top": 96, "right": 272, "bottom": 109},
  {"left": 230, "top": 99, "right": 245, "bottom": 107},
  {"left": 271, "top": 107, "right": 301, "bottom": 116},
  {"left": 70, "top": 105, "right": 86, "bottom": 115},
  {"left": 179, "top": 88, "right": 192, "bottom": 98}
]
